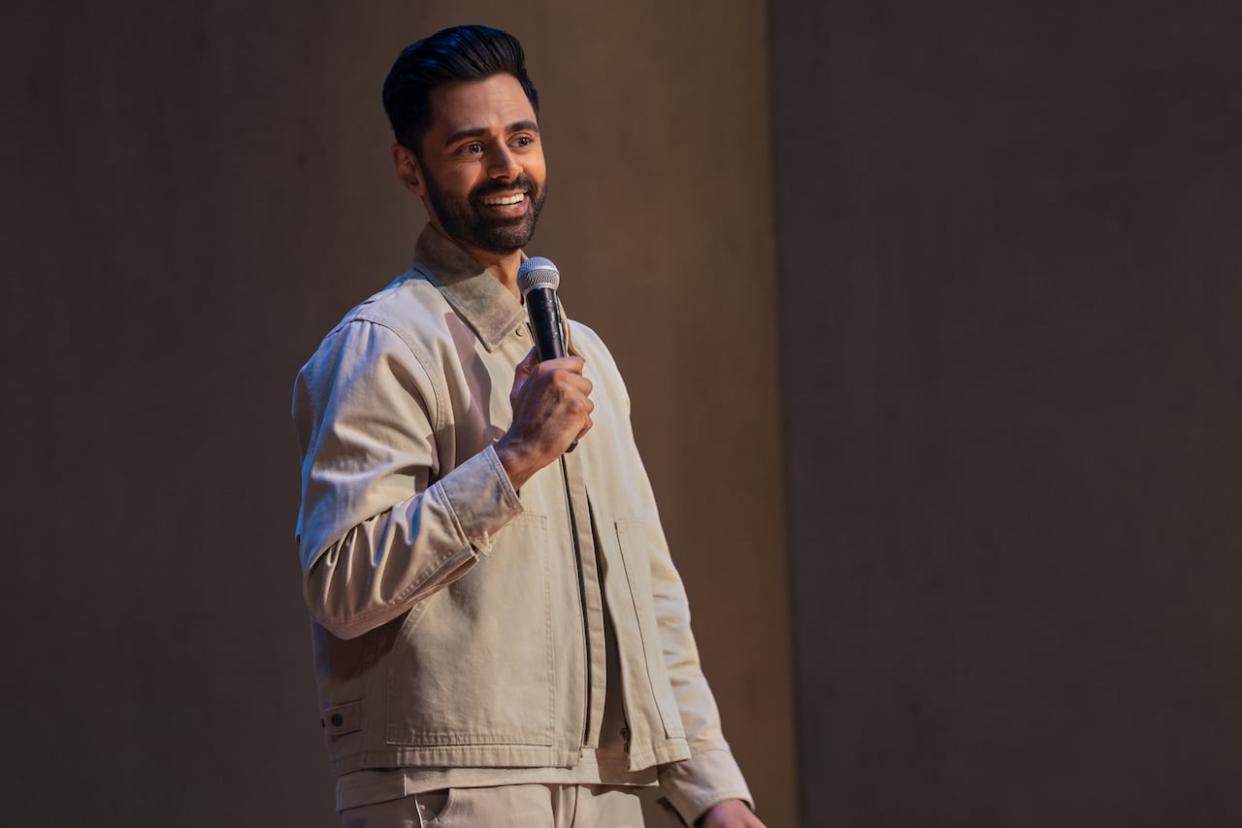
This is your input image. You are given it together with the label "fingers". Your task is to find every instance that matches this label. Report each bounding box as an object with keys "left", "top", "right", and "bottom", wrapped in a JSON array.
[
  {"left": 558, "top": 372, "right": 593, "bottom": 396},
  {"left": 510, "top": 348, "right": 541, "bottom": 402},
  {"left": 536, "top": 357, "right": 592, "bottom": 395},
  {"left": 506, "top": 350, "right": 595, "bottom": 459},
  {"left": 539, "top": 355, "right": 585, "bottom": 374},
  {"left": 514, "top": 347, "right": 539, "bottom": 378}
]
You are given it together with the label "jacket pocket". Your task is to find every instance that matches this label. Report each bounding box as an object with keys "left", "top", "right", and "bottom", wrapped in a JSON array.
[
  {"left": 322, "top": 699, "right": 363, "bottom": 739},
  {"left": 615, "top": 518, "right": 686, "bottom": 739},
  {"left": 385, "top": 512, "right": 554, "bottom": 747}
]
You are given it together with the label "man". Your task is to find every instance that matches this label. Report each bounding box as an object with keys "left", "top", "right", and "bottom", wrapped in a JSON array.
[{"left": 293, "top": 25, "right": 765, "bottom": 828}]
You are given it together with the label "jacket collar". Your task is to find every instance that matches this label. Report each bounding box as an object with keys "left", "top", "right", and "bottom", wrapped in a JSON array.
[{"left": 412, "top": 224, "right": 527, "bottom": 352}]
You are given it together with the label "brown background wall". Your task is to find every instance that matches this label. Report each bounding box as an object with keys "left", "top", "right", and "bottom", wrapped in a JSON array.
[
  {"left": 9, "top": 1, "right": 1238, "bottom": 826},
  {"left": 2, "top": 2, "right": 795, "bottom": 826},
  {"left": 770, "top": 1, "right": 1242, "bottom": 826}
]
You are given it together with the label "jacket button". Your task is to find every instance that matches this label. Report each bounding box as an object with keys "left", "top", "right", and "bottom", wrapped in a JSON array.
[
  {"left": 515, "top": 326, "right": 526, "bottom": 337},
  {"left": 330, "top": 713, "right": 344, "bottom": 727}
]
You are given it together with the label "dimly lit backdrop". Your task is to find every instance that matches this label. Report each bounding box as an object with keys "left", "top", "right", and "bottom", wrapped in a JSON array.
[{"left": 4, "top": 2, "right": 1241, "bottom": 826}]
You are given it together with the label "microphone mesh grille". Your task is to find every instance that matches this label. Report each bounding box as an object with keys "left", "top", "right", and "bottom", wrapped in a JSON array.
[{"left": 517, "top": 256, "right": 560, "bottom": 296}]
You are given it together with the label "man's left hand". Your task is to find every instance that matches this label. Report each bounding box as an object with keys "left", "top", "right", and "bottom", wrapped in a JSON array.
[{"left": 699, "top": 799, "right": 766, "bottom": 828}]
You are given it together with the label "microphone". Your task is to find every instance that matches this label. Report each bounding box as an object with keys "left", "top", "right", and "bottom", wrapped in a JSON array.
[
  {"left": 517, "top": 257, "right": 577, "bottom": 451},
  {"left": 517, "top": 257, "right": 566, "bottom": 361}
]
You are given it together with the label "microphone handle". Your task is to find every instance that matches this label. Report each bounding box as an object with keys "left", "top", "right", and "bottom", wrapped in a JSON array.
[
  {"left": 524, "top": 287, "right": 577, "bottom": 452},
  {"left": 526, "top": 287, "right": 566, "bottom": 361}
]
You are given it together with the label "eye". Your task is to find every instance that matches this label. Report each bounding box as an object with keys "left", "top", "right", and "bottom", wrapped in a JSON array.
[
  {"left": 459, "top": 141, "right": 484, "bottom": 156},
  {"left": 511, "top": 134, "right": 535, "bottom": 149}
]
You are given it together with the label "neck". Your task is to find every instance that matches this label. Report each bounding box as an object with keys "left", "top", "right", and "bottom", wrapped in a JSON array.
[
  {"left": 462, "top": 244, "right": 523, "bottom": 301},
  {"left": 426, "top": 217, "right": 524, "bottom": 300}
]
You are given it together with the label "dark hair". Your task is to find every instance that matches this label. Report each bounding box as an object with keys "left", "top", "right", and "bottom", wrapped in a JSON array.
[{"left": 382, "top": 25, "right": 539, "bottom": 159}]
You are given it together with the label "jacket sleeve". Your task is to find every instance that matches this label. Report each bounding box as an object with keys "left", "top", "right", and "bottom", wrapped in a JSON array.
[{"left": 292, "top": 318, "right": 523, "bottom": 640}]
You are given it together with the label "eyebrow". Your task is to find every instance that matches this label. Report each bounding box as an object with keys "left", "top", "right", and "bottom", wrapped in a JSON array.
[{"left": 444, "top": 120, "right": 540, "bottom": 147}]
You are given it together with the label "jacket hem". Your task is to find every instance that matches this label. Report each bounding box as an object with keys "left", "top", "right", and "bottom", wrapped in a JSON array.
[
  {"left": 329, "top": 737, "right": 692, "bottom": 778},
  {"left": 625, "top": 737, "right": 691, "bottom": 772},
  {"left": 330, "top": 745, "right": 574, "bottom": 777}
]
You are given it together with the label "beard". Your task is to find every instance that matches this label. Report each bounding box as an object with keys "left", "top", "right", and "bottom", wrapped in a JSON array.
[{"left": 423, "top": 171, "right": 547, "bottom": 254}]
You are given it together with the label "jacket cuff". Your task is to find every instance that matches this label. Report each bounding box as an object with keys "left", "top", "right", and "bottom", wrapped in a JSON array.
[
  {"left": 659, "top": 747, "right": 755, "bottom": 826},
  {"left": 433, "top": 444, "right": 523, "bottom": 554}
]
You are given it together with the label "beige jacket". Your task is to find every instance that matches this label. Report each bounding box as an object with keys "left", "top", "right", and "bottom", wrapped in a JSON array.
[{"left": 292, "top": 226, "right": 752, "bottom": 821}]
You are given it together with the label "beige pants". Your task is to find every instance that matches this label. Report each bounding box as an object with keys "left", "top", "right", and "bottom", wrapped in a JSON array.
[{"left": 341, "top": 784, "right": 648, "bottom": 828}]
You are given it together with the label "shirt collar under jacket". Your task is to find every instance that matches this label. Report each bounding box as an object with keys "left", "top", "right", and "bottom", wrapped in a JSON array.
[{"left": 410, "top": 223, "right": 529, "bottom": 353}]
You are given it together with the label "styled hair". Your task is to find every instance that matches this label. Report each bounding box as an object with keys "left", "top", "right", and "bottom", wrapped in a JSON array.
[{"left": 382, "top": 25, "right": 539, "bottom": 158}]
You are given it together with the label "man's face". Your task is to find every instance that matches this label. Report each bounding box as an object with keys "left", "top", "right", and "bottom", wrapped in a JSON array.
[{"left": 410, "top": 73, "right": 546, "bottom": 254}]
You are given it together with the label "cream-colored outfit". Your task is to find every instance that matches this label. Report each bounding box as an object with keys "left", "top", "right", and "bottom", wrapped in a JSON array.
[
  {"left": 293, "top": 225, "right": 753, "bottom": 825},
  {"left": 341, "top": 783, "right": 646, "bottom": 828}
]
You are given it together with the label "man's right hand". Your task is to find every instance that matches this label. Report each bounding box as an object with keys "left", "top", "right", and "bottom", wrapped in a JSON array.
[{"left": 495, "top": 348, "right": 593, "bottom": 489}]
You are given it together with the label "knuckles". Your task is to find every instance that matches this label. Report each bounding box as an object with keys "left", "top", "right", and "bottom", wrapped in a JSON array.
[{"left": 511, "top": 356, "right": 597, "bottom": 452}]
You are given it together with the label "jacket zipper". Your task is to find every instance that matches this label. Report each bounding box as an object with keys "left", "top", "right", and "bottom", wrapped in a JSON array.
[{"left": 559, "top": 457, "right": 591, "bottom": 749}]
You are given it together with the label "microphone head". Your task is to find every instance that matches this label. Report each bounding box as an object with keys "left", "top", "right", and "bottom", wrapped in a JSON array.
[{"left": 517, "top": 256, "right": 560, "bottom": 297}]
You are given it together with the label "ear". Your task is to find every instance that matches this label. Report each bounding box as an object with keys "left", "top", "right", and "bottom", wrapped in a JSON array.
[{"left": 392, "top": 144, "right": 426, "bottom": 197}]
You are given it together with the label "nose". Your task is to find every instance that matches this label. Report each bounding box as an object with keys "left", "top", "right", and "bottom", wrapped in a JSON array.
[{"left": 486, "top": 143, "right": 521, "bottom": 181}]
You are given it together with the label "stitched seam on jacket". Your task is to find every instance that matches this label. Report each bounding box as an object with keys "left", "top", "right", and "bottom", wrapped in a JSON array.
[
  {"left": 431, "top": 478, "right": 472, "bottom": 551},
  {"left": 614, "top": 519, "right": 672, "bottom": 736},
  {"left": 331, "top": 544, "right": 473, "bottom": 638},
  {"left": 480, "top": 443, "right": 523, "bottom": 516},
  {"left": 348, "top": 313, "right": 446, "bottom": 435}
]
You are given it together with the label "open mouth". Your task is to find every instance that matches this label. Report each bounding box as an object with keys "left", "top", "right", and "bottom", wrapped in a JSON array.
[{"left": 480, "top": 191, "right": 527, "bottom": 207}]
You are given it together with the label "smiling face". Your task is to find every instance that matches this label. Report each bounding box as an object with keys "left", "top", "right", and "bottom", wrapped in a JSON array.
[{"left": 395, "top": 73, "right": 547, "bottom": 256}]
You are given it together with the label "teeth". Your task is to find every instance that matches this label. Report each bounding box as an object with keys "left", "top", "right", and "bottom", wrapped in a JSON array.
[{"left": 483, "top": 193, "right": 525, "bottom": 206}]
